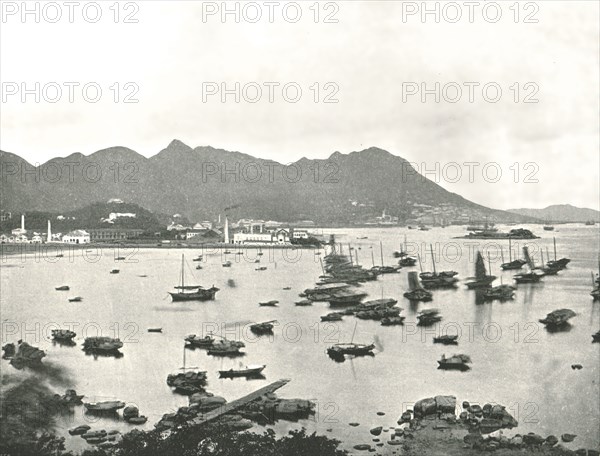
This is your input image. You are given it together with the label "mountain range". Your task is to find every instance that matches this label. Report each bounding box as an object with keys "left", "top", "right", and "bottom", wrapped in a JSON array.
[
  {"left": 1, "top": 141, "right": 535, "bottom": 224},
  {"left": 508, "top": 204, "right": 600, "bottom": 223}
]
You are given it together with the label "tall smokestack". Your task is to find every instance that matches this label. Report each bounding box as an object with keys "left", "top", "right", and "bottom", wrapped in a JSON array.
[
  {"left": 21, "top": 214, "right": 25, "bottom": 231},
  {"left": 224, "top": 217, "right": 229, "bottom": 243},
  {"left": 47, "top": 220, "right": 52, "bottom": 243}
]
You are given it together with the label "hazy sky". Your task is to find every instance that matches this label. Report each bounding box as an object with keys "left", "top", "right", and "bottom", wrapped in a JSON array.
[{"left": 1, "top": 1, "right": 598, "bottom": 210}]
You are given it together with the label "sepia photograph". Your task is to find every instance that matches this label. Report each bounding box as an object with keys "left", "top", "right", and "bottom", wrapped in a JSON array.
[{"left": 0, "top": 1, "right": 599, "bottom": 455}]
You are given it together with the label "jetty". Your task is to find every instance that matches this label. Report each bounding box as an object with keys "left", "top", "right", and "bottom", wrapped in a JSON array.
[{"left": 189, "top": 378, "right": 290, "bottom": 426}]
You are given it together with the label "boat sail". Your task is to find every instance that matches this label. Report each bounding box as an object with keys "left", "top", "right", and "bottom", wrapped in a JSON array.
[
  {"left": 169, "top": 254, "right": 219, "bottom": 301},
  {"left": 465, "top": 251, "right": 496, "bottom": 289}
]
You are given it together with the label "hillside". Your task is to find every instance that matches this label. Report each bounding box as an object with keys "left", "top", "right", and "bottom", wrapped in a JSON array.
[
  {"left": 508, "top": 204, "right": 600, "bottom": 223},
  {"left": 0, "top": 141, "right": 534, "bottom": 224},
  {"left": 0, "top": 202, "right": 162, "bottom": 233}
]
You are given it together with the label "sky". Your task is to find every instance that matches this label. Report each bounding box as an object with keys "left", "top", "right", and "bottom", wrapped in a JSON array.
[{"left": 1, "top": 0, "right": 598, "bottom": 210}]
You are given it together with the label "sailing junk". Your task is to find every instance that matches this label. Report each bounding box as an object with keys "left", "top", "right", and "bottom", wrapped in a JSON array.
[
  {"left": 169, "top": 254, "right": 219, "bottom": 301},
  {"left": 501, "top": 239, "right": 526, "bottom": 270},
  {"left": 514, "top": 247, "right": 544, "bottom": 284},
  {"left": 539, "top": 309, "right": 576, "bottom": 328},
  {"left": 403, "top": 271, "right": 433, "bottom": 302},
  {"left": 483, "top": 285, "right": 516, "bottom": 301},
  {"left": 546, "top": 237, "right": 570, "bottom": 271},
  {"left": 83, "top": 337, "right": 123, "bottom": 354},
  {"left": 419, "top": 245, "right": 459, "bottom": 289},
  {"left": 417, "top": 309, "right": 442, "bottom": 326},
  {"left": 465, "top": 251, "right": 496, "bottom": 289}
]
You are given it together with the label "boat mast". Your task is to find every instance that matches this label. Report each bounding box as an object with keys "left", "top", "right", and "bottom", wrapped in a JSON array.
[
  {"left": 553, "top": 237, "right": 557, "bottom": 261},
  {"left": 348, "top": 244, "right": 353, "bottom": 264},
  {"left": 508, "top": 238, "right": 512, "bottom": 262},
  {"left": 380, "top": 241, "right": 384, "bottom": 266},
  {"left": 181, "top": 254, "right": 185, "bottom": 288},
  {"left": 417, "top": 253, "right": 423, "bottom": 273},
  {"left": 371, "top": 248, "right": 375, "bottom": 268},
  {"left": 500, "top": 246, "right": 505, "bottom": 264},
  {"left": 429, "top": 244, "right": 436, "bottom": 274}
]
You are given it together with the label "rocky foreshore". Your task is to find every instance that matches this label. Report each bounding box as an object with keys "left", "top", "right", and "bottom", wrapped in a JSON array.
[{"left": 348, "top": 395, "right": 598, "bottom": 456}]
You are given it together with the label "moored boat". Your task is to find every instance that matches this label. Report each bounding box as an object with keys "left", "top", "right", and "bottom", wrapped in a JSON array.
[
  {"left": 250, "top": 320, "right": 277, "bottom": 334},
  {"left": 219, "top": 364, "right": 266, "bottom": 378},
  {"left": 433, "top": 335, "right": 459, "bottom": 345},
  {"left": 83, "top": 401, "right": 126, "bottom": 412},
  {"left": 539, "top": 309, "right": 576, "bottom": 328},
  {"left": 185, "top": 334, "right": 215, "bottom": 347},
  {"left": 259, "top": 300, "right": 279, "bottom": 307},
  {"left": 483, "top": 284, "right": 516, "bottom": 301},
  {"left": 169, "top": 254, "right": 219, "bottom": 301},
  {"left": 437, "top": 354, "right": 471, "bottom": 371},
  {"left": 417, "top": 308, "right": 442, "bottom": 326},
  {"left": 514, "top": 247, "right": 544, "bottom": 284},
  {"left": 147, "top": 328, "right": 162, "bottom": 333},
  {"left": 327, "top": 342, "right": 375, "bottom": 360},
  {"left": 55, "top": 285, "right": 70, "bottom": 291},
  {"left": 321, "top": 312, "right": 343, "bottom": 322},
  {"left": 403, "top": 271, "right": 433, "bottom": 302},
  {"left": 68, "top": 296, "right": 83, "bottom": 302},
  {"left": 52, "top": 329, "right": 76, "bottom": 341},
  {"left": 83, "top": 337, "right": 123, "bottom": 354}
]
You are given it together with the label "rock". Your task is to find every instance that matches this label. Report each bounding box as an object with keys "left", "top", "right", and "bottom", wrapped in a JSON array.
[
  {"left": 353, "top": 444, "right": 371, "bottom": 451},
  {"left": 435, "top": 395, "right": 456, "bottom": 414},
  {"left": 459, "top": 411, "right": 468, "bottom": 421},
  {"left": 545, "top": 435, "right": 558, "bottom": 446},
  {"left": 123, "top": 406, "right": 139, "bottom": 420},
  {"left": 387, "top": 440, "right": 403, "bottom": 445},
  {"left": 480, "top": 418, "right": 503, "bottom": 434},
  {"left": 464, "top": 433, "right": 484, "bottom": 446},
  {"left": 510, "top": 436, "right": 523, "bottom": 447},
  {"left": 562, "top": 434, "right": 577, "bottom": 442},
  {"left": 370, "top": 426, "right": 383, "bottom": 436},
  {"left": 414, "top": 397, "right": 436, "bottom": 417},
  {"left": 469, "top": 404, "right": 483, "bottom": 417},
  {"left": 193, "top": 395, "right": 227, "bottom": 412},
  {"left": 127, "top": 416, "right": 148, "bottom": 425},
  {"left": 462, "top": 401, "right": 470, "bottom": 410},
  {"left": 69, "top": 425, "right": 91, "bottom": 436},
  {"left": 482, "top": 403, "right": 492, "bottom": 417},
  {"left": 523, "top": 433, "right": 545, "bottom": 445},
  {"left": 398, "top": 410, "right": 412, "bottom": 424},
  {"left": 229, "top": 419, "right": 253, "bottom": 431},
  {"left": 489, "top": 405, "right": 518, "bottom": 429},
  {"left": 394, "top": 428, "right": 404, "bottom": 436}
]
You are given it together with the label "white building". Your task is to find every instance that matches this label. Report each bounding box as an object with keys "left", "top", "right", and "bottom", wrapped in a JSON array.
[
  {"left": 31, "top": 235, "right": 43, "bottom": 243},
  {"left": 62, "top": 230, "right": 91, "bottom": 244},
  {"left": 233, "top": 229, "right": 290, "bottom": 245},
  {"left": 292, "top": 229, "right": 309, "bottom": 239}
]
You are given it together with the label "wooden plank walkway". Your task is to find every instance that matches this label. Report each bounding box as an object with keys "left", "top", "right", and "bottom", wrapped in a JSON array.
[{"left": 190, "top": 378, "right": 290, "bottom": 426}]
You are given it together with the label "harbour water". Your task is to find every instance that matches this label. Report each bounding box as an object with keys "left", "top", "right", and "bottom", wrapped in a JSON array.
[{"left": 1, "top": 224, "right": 599, "bottom": 453}]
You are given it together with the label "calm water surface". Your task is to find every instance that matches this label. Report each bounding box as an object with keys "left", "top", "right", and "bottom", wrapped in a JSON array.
[{"left": 2, "top": 224, "right": 599, "bottom": 453}]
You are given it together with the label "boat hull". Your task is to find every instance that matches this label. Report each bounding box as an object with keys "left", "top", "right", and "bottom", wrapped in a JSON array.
[{"left": 170, "top": 288, "right": 218, "bottom": 301}]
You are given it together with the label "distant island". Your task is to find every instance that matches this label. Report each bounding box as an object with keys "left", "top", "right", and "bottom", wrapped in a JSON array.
[{"left": 508, "top": 204, "right": 600, "bottom": 223}]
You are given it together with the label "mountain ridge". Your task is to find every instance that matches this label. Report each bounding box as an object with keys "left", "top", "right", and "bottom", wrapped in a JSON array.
[{"left": 1, "top": 141, "right": 538, "bottom": 224}]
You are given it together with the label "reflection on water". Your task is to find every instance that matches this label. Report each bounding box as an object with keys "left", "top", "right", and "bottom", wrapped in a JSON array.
[{"left": 1, "top": 224, "right": 599, "bottom": 452}]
